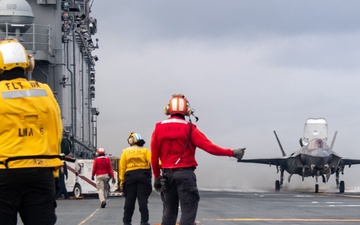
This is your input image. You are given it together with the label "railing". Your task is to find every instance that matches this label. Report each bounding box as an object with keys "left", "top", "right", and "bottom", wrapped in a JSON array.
[{"left": 0, "top": 23, "right": 53, "bottom": 60}]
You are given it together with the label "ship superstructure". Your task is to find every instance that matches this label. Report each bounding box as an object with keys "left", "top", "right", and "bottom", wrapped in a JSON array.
[{"left": 0, "top": 0, "right": 100, "bottom": 158}]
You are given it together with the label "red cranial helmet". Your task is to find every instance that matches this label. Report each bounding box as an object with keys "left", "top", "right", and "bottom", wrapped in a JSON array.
[
  {"left": 164, "top": 94, "right": 193, "bottom": 116},
  {"left": 96, "top": 147, "right": 105, "bottom": 156}
]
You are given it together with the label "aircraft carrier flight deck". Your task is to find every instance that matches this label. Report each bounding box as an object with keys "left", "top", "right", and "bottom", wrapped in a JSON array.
[{"left": 19, "top": 190, "right": 360, "bottom": 225}]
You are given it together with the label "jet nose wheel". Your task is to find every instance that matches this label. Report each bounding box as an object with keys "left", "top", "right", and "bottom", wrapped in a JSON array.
[{"left": 315, "top": 184, "right": 319, "bottom": 193}]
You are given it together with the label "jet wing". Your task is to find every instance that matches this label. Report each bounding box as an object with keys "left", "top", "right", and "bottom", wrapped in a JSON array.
[
  {"left": 339, "top": 158, "right": 360, "bottom": 167},
  {"left": 238, "top": 157, "right": 288, "bottom": 167}
]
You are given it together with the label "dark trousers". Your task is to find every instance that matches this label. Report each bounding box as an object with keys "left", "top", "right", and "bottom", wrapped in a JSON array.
[
  {"left": 57, "top": 176, "right": 69, "bottom": 199},
  {"left": 123, "top": 169, "right": 152, "bottom": 224},
  {"left": 0, "top": 168, "right": 57, "bottom": 225},
  {"left": 161, "top": 169, "right": 200, "bottom": 225}
]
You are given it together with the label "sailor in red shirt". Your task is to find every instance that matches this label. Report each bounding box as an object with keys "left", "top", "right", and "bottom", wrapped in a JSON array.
[
  {"left": 151, "top": 94, "right": 246, "bottom": 225},
  {"left": 91, "top": 148, "right": 115, "bottom": 208}
]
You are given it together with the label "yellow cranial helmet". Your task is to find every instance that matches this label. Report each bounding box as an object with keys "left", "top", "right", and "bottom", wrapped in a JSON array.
[{"left": 0, "top": 39, "right": 34, "bottom": 74}]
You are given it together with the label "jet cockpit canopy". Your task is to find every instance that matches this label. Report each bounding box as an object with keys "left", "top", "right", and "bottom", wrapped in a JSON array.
[
  {"left": 307, "top": 139, "right": 329, "bottom": 150},
  {"left": 301, "top": 117, "right": 328, "bottom": 147}
]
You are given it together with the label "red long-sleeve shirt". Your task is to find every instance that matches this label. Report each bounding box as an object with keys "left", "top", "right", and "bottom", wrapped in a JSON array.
[
  {"left": 151, "top": 115, "right": 234, "bottom": 178},
  {"left": 91, "top": 156, "right": 114, "bottom": 179}
]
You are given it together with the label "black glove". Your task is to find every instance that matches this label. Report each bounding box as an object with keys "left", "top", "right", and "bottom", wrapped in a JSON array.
[
  {"left": 112, "top": 178, "right": 116, "bottom": 184},
  {"left": 154, "top": 176, "right": 165, "bottom": 192},
  {"left": 91, "top": 176, "right": 94, "bottom": 181},
  {"left": 233, "top": 148, "right": 246, "bottom": 160},
  {"left": 154, "top": 177, "right": 161, "bottom": 192}
]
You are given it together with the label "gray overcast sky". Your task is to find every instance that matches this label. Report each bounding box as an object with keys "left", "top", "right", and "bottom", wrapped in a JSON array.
[{"left": 91, "top": 1, "right": 360, "bottom": 191}]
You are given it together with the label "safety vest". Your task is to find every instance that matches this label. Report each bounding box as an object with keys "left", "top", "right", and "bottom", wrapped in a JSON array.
[
  {"left": 119, "top": 146, "right": 151, "bottom": 181},
  {"left": 0, "top": 78, "right": 63, "bottom": 169}
]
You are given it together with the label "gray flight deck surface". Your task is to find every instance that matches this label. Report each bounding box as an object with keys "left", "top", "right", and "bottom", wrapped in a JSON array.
[{"left": 20, "top": 190, "right": 360, "bottom": 225}]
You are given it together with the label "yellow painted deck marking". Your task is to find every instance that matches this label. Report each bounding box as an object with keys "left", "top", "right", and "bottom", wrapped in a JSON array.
[{"left": 78, "top": 209, "right": 99, "bottom": 225}]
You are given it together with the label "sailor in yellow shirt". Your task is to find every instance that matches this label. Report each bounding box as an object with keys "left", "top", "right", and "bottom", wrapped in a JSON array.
[
  {"left": 0, "top": 39, "right": 63, "bottom": 225},
  {"left": 120, "top": 132, "right": 152, "bottom": 225}
]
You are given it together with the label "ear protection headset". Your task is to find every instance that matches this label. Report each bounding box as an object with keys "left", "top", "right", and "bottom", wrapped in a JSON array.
[
  {"left": 164, "top": 94, "right": 193, "bottom": 116},
  {"left": 26, "top": 54, "right": 35, "bottom": 72},
  {"left": 127, "top": 132, "right": 143, "bottom": 146}
]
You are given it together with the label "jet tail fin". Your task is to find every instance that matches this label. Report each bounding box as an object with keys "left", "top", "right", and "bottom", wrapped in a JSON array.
[
  {"left": 330, "top": 131, "right": 338, "bottom": 150},
  {"left": 274, "top": 130, "right": 286, "bottom": 156}
]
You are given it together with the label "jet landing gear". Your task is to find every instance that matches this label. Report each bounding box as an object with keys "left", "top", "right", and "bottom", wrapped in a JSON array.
[
  {"left": 336, "top": 168, "right": 345, "bottom": 193},
  {"left": 335, "top": 179, "right": 345, "bottom": 193},
  {"left": 313, "top": 172, "right": 326, "bottom": 193},
  {"left": 315, "top": 184, "right": 319, "bottom": 193},
  {"left": 275, "top": 180, "right": 281, "bottom": 191},
  {"left": 339, "top": 181, "right": 345, "bottom": 193},
  {"left": 314, "top": 176, "right": 319, "bottom": 193},
  {"left": 275, "top": 167, "right": 285, "bottom": 192}
]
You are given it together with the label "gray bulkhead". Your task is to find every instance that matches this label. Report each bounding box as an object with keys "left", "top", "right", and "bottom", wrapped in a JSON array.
[{"left": 0, "top": 0, "right": 100, "bottom": 158}]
